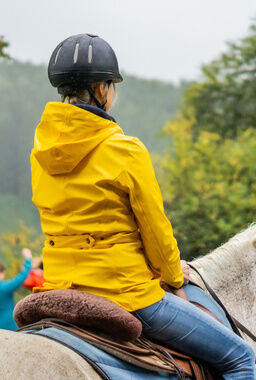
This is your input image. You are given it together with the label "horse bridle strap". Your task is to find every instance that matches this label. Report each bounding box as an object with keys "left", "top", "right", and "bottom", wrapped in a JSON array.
[
  {"left": 232, "top": 317, "right": 256, "bottom": 342},
  {"left": 188, "top": 263, "right": 256, "bottom": 343}
]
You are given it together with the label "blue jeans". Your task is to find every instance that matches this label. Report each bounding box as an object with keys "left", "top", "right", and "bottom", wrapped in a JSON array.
[
  {"left": 182, "top": 283, "right": 231, "bottom": 329},
  {"left": 133, "top": 291, "right": 255, "bottom": 379}
]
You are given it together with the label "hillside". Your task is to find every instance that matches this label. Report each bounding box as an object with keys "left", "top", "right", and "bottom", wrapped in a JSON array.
[{"left": 112, "top": 74, "right": 186, "bottom": 150}]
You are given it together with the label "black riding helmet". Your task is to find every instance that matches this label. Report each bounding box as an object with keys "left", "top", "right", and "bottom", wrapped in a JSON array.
[{"left": 48, "top": 33, "right": 123, "bottom": 109}]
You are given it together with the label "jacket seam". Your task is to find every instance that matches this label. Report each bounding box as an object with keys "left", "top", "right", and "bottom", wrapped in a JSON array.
[
  {"left": 111, "top": 169, "right": 127, "bottom": 187},
  {"left": 122, "top": 168, "right": 177, "bottom": 280}
]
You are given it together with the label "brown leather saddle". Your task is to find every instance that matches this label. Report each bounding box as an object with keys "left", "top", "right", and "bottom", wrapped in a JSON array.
[{"left": 14, "top": 288, "right": 217, "bottom": 379}]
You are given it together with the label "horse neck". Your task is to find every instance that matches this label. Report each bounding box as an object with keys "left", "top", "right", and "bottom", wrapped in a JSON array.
[
  {"left": 192, "top": 225, "right": 256, "bottom": 350},
  {"left": 192, "top": 225, "right": 256, "bottom": 293}
]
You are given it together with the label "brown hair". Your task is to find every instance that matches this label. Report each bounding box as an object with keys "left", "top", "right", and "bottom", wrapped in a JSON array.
[
  {"left": 0, "top": 263, "right": 6, "bottom": 273},
  {"left": 61, "top": 82, "right": 117, "bottom": 107}
]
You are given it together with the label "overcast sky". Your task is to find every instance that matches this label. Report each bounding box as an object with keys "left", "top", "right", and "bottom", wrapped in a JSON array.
[{"left": 1, "top": 0, "right": 256, "bottom": 83}]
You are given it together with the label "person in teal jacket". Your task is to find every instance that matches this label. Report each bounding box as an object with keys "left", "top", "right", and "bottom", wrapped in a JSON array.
[{"left": 0, "top": 248, "right": 32, "bottom": 330}]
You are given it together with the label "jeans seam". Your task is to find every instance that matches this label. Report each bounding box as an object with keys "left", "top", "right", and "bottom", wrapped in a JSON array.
[{"left": 133, "top": 311, "right": 152, "bottom": 328}]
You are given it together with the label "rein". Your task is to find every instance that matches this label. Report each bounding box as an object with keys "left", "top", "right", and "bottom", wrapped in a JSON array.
[{"left": 188, "top": 263, "right": 256, "bottom": 343}]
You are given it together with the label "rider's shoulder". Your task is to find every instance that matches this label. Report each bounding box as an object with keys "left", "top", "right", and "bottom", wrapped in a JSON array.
[{"left": 106, "top": 133, "right": 148, "bottom": 155}]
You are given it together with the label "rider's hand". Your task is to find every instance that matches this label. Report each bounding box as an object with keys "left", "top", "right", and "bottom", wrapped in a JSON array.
[
  {"left": 180, "top": 260, "right": 190, "bottom": 285},
  {"left": 22, "top": 248, "right": 32, "bottom": 259}
]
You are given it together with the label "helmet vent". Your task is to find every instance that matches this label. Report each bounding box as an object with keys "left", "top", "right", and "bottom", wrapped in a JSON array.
[
  {"left": 88, "top": 44, "right": 92, "bottom": 64},
  {"left": 54, "top": 46, "right": 62, "bottom": 65},
  {"left": 73, "top": 42, "right": 79, "bottom": 63}
]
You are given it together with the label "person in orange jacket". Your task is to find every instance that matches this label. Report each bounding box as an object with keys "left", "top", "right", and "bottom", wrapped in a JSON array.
[
  {"left": 30, "top": 34, "right": 254, "bottom": 379},
  {"left": 23, "top": 257, "right": 44, "bottom": 290}
]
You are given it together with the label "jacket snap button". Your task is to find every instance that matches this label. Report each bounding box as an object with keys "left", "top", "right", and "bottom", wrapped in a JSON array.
[
  {"left": 86, "top": 238, "right": 90, "bottom": 244},
  {"left": 49, "top": 240, "right": 54, "bottom": 246}
]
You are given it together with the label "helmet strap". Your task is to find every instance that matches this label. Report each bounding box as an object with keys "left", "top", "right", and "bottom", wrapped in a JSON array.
[{"left": 87, "top": 85, "right": 107, "bottom": 111}]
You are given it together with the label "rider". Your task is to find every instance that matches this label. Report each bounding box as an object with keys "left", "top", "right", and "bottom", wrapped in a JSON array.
[{"left": 31, "top": 34, "right": 255, "bottom": 379}]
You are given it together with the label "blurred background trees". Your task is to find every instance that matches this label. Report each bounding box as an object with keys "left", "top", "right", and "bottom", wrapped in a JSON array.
[
  {"left": 159, "top": 22, "right": 256, "bottom": 259},
  {"left": 180, "top": 23, "right": 256, "bottom": 139},
  {"left": 0, "top": 36, "right": 10, "bottom": 59},
  {"left": 160, "top": 119, "right": 256, "bottom": 258},
  {"left": 0, "top": 222, "right": 44, "bottom": 301}
]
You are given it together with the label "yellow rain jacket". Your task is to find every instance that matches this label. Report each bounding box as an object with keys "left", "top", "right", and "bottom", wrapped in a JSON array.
[{"left": 31, "top": 102, "right": 184, "bottom": 311}]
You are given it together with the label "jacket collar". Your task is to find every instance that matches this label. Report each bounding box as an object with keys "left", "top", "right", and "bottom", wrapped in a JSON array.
[{"left": 75, "top": 104, "right": 116, "bottom": 123}]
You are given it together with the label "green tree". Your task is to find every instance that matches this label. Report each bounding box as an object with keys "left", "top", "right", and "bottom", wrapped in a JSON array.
[
  {"left": 159, "top": 117, "right": 256, "bottom": 259},
  {"left": 180, "top": 22, "right": 256, "bottom": 139},
  {"left": 0, "top": 36, "right": 10, "bottom": 59},
  {"left": 158, "top": 21, "right": 256, "bottom": 259},
  {"left": 0, "top": 222, "right": 44, "bottom": 301}
]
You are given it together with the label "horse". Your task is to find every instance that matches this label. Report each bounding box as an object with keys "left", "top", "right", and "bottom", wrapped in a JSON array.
[{"left": 0, "top": 224, "right": 255, "bottom": 379}]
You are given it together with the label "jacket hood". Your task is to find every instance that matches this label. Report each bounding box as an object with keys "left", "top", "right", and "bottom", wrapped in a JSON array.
[{"left": 32, "top": 102, "right": 123, "bottom": 175}]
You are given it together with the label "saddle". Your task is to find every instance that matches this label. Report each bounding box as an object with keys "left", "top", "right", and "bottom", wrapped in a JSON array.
[{"left": 14, "top": 289, "right": 216, "bottom": 380}]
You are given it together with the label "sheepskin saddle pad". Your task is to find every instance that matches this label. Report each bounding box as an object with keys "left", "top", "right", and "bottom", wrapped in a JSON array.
[{"left": 13, "top": 289, "right": 142, "bottom": 342}]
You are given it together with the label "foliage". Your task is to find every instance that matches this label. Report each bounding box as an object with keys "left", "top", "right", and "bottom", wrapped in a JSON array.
[
  {"left": 180, "top": 23, "right": 256, "bottom": 139},
  {"left": 160, "top": 117, "right": 256, "bottom": 260},
  {"left": 0, "top": 60, "right": 57, "bottom": 204},
  {"left": 0, "top": 222, "right": 44, "bottom": 301},
  {"left": 0, "top": 36, "right": 10, "bottom": 59},
  {"left": 0, "top": 193, "right": 41, "bottom": 232},
  {"left": 112, "top": 75, "right": 187, "bottom": 150},
  {"left": 158, "top": 21, "right": 256, "bottom": 259}
]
